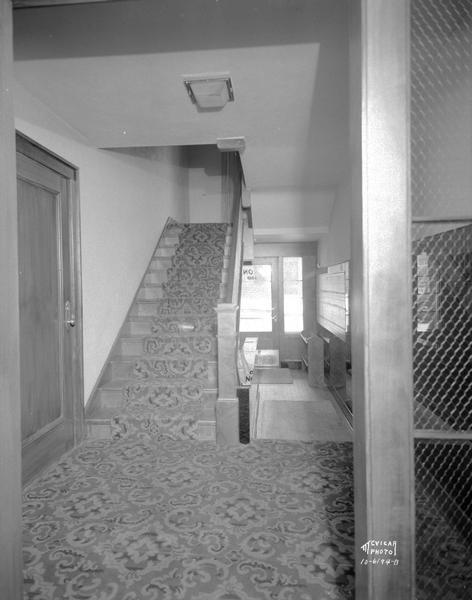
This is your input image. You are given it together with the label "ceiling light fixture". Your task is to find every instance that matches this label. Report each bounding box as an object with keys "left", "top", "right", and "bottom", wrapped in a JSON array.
[
  {"left": 217, "top": 137, "right": 245, "bottom": 152},
  {"left": 183, "top": 73, "right": 234, "bottom": 110}
]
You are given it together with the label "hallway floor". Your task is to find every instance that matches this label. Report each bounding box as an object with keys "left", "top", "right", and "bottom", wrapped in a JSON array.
[
  {"left": 252, "top": 369, "right": 352, "bottom": 443},
  {"left": 23, "top": 373, "right": 354, "bottom": 600},
  {"left": 23, "top": 436, "right": 354, "bottom": 600}
]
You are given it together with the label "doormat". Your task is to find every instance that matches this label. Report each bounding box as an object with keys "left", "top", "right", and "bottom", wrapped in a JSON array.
[
  {"left": 255, "top": 349, "right": 280, "bottom": 368},
  {"left": 253, "top": 367, "right": 293, "bottom": 384}
]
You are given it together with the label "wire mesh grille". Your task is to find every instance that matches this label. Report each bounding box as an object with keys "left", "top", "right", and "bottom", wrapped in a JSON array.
[
  {"left": 412, "top": 223, "right": 472, "bottom": 431},
  {"left": 411, "top": 1, "right": 472, "bottom": 598},
  {"left": 415, "top": 440, "right": 472, "bottom": 599}
]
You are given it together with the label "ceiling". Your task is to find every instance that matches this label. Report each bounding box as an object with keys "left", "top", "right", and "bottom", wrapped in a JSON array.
[{"left": 13, "top": 0, "right": 349, "bottom": 233}]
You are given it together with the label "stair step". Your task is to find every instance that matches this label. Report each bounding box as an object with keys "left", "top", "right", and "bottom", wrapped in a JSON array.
[
  {"left": 87, "top": 401, "right": 122, "bottom": 418},
  {"left": 137, "top": 285, "right": 165, "bottom": 300},
  {"left": 161, "top": 235, "right": 180, "bottom": 246},
  {"left": 107, "top": 357, "right": 217, "bottom": 385},
  {"left": 117, "top": 336, "right": 217, "bottom": 358},
  {"left": 94, "top": 382, "right": 125, "bottom": 408},
  {"left": 155, "top": 246, "right": 175, "bottom": 257},
  {"left": 124, "top": 315, "right": 217, "bottom": 336},
  {"left": 86, "top": 389, "right": 217, "bottom": 441},
  {"left": 86, "top": 221, "right": 229, "bottom": 442},
  {"left": 202, "top": 390, "right": 217, "bottom": 413},
  {"left": 122, "top": 318, "right": 155, "bottom": 336},
  {"left": 130, "top": 300, "right": 161, "bottom": 317},
  {"left": 196, "top": 420, "right": 216, "bottom": 441},
  {"left": 144, "top": 270, "right": 167, "bottom": 285},
  {"left": 150, "top": 257, "right": 172, "bottom": 270},
  {"left": 131, "top": 301, "right": 218, "bottom": 317},
  {"left": 86, "top": 419, "right": 113, "bottom": 439},
  {"left": 92, "top": 381, "right": 217, "bottom": 411}
]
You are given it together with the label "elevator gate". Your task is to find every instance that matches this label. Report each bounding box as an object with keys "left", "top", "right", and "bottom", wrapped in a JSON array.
[{"left": 411, "top": 1, "right": 472, "bottom": 598}]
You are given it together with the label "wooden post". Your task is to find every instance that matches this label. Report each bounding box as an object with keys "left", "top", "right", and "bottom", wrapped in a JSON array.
[
  {"left": 0, "top": 0, "right": 24, "bottom": 598},
  {"left": 215, "top": 303, "right": 240, "bottom": 445},
  {"left": 350, "top": 0, "right": 415, "bottom": 598}
]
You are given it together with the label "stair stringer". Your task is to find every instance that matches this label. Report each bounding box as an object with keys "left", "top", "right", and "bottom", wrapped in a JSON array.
[{"left": 85, "top": 217, "right": 183, "bottom": 438}]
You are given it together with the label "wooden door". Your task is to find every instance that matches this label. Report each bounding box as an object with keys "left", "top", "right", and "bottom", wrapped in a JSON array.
[{"left": 17, "top": 137, "right": 83, "bottom": 484}]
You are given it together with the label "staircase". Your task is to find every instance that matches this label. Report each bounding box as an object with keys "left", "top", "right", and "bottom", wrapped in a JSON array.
[{"left": 85, "top": 220, "right": 231, "bottom": 442}]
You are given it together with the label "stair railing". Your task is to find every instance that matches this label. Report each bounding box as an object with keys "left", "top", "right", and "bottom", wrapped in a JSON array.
[{"left": 215, "top": 178, "right": 245, "bottom": 445}]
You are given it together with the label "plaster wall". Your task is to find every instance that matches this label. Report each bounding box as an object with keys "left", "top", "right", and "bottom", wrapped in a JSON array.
[
  {"left": 187, "top": 145, "right": 225, "bottom": 223},
  {"left": 14, "top": 82, "right": 188, "bottom": 403},
  {"left": 318, "top": 178, "right": 351, "bottom": 267},
  {"left": 251, "top": 187, "right": 334, "bottom": 241}
]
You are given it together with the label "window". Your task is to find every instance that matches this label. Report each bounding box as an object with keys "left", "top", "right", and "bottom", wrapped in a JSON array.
[
  {"left": 283, "top": 257, "right": 303, "bottom": 332},
  {"left": 239, "top": 264, "right": 273, "bottom": 332}
]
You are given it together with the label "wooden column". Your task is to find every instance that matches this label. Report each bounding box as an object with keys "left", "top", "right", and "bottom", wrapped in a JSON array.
[
  {"left": 215, "top": 303, "right": 240, "bottom": 445},
  {"left": 0, "top": 0, "right": 24, "bottom": 598},
  {"left": 350, "top": 0, "right": 415, "bottom": 598}
]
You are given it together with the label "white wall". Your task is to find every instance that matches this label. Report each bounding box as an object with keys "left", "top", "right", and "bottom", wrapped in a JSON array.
[
  {"left": 317, "top": 178, "right": 351, "bottom": 267},
  {"left": 14, "top": 82, "right": 188, "bottom": 403},
  {"left": 187, "top": 145, "right": 224, "bottom": 223},
  {"left": 251, "top": 187, "right": 333, "bottom": 242}
]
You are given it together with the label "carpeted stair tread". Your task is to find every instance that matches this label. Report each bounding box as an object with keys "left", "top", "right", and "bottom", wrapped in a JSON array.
[
  {"left": 127, "top": 314, "right": 217, "bottom": 323},
  {"left": 118, "top": 333, "right": 217, "bottom": 341},
  {"left": 123, "top": 317, "right": 217, "bottom": 336},
  {"left": 116, "top": 349, "right": 217, "bottom": 360},
  {"left": 142, "top": 335, "right": 216, "bottom": 354},
  {"left": 123, "top": 381, "right": 217, "bottom": 395},
  {"left": 98, "top": 381, "right": 216, "bottom": 397},
  {"left": 109, "top": 358, "right": 216, "bottom": 383},
  {"left": 109, "top": 354, "right": 216, "bottom": 363},
  {"left": 97, "top": 379, "right": 126, "bottom": 391},
  {"left": 86, "top": 403, "right": 123, "bottom": 419}
]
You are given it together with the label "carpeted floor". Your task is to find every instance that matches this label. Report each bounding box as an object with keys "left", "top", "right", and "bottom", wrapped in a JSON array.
[
  {"left": 23, "top": 223, "right": 354, "bottom": 599},
  {"left": 23, "top": 437, "right": 354, "bottom": 600}
]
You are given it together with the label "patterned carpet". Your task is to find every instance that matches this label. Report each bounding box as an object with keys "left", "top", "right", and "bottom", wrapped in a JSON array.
[
  {"left": 112, "top": 222, "right": 227, "bottom": 441},
  {"left": 23, "top": 438, "right": 354, "bottom": 600},
  {"left": 415, "top": 481, "right": 472, "bottom": 600},
  {"left": 23, "top": 222, "right": 355, "bottom": 599}
]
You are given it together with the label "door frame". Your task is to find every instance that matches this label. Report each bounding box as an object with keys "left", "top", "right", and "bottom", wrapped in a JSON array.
[
  {"left": 0, "top": 0, "right": 414, "bottom": 598},
  {"left": 0, "top": 2, "right": 23, "bottom": 597},
  {"left": 240, "top": 257, "right": 280, "bottom": 351},
  {"left": 350, "top": 0, "right": 414, "bottom": 598},
  {"left": 16, "top": 133, "right": 85, "bottom": 482}
]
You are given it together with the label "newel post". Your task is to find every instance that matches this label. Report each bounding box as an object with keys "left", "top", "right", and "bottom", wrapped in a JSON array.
[{"left": 215, "top": 302, "right": 240, "bottom": 445}]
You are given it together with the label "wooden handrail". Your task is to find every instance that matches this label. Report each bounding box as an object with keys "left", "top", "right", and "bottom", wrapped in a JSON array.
[
  {"left": 215, "top": 160, "right": 246, "bottom": 445},
  {"left": 225, "top": 174, "right": 243, "bottom": 304}
]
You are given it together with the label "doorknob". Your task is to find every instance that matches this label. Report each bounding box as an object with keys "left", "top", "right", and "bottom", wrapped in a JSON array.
[{"left": 65, "top": 300, "right": 76, "bottom": 328}]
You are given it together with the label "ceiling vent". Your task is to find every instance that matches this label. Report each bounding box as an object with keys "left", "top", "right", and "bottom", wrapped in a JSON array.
[{"left": 183, "top": 73, "right": 234, "bottom": 110}]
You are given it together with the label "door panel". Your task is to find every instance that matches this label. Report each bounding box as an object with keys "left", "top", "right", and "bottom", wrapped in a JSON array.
[
  {"left": 17, "top": 149, "right": 79, "bottom": 483},
  {"left": 18, "top": 175, "right": 62, "bottom": 438},
  {"left": 240, "top": 258, "right": 279, "bottom": 351},
  {"left": 240, "top": 256, "right": 309, "bottom": 362}
]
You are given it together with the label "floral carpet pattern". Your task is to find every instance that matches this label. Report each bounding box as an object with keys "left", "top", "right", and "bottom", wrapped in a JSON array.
[
  {"left": 115, "top": 222, "right": 226, "bottom": 441},
  {"left": 23, "top": 438, "right": 354, "bottom": 600},
  {"left": 415, "top": 483, "right": 472, "bottom": 600},
  {"left": 23, "top": 222, "right": 355, "bottom": 599}
]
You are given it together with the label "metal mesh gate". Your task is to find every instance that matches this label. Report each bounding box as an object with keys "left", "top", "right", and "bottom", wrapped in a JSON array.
[{"left": 411, "top": 1, "right": 472, "bottom": 598}]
